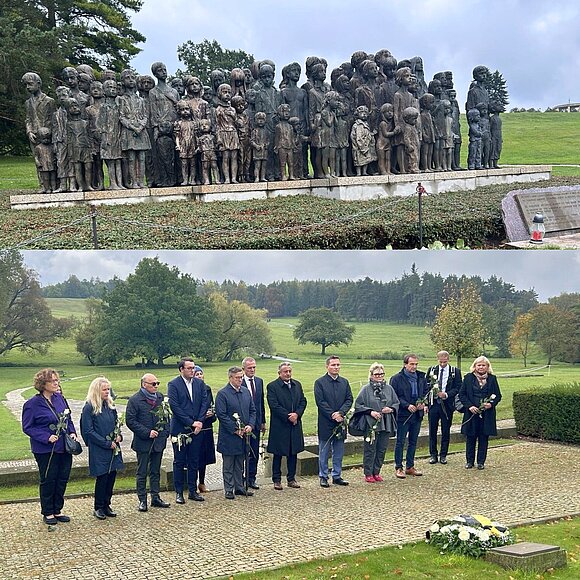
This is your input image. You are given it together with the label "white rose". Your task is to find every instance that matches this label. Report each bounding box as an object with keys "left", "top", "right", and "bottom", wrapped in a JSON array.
[
  {"left": 480, "top": 530, "right": 491, "bottom": 541},
  {"left": 63, "top": 409, "right": 70, "bottom": 415},
  {"left": 171, "top": 436, "right": 178, "bottom": 443},
  {"left": 232, "top": 412, "right": 240, "bottom": 419},
  {"left": 458, "top": 529, "right": 471, "bottom": 541},
  {"left": 490, "top": 394, "right": 496, "bottom": 400},
  {"left": 430, "top": 523, "right": 440, "bottom": 533}
]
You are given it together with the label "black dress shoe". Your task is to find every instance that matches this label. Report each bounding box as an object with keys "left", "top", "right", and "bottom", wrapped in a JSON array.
[
  {"left": 440, "top": 456, "right": 448, "bottom": 464},
  {"left": 93, "top": 509, "right": 107, "bottom": 520},
  {"left": 138, "top": 501, "right": 148, "bottom": 512},
  {"left": 332, "top": 478, "right": 349, "bottom": 486},
  {"left": 151, "top": 497, "right": 170, "bottom": 508},
  {"left": 224, "top": 491, "right": 235, "bottom": 500},
  {"left": 248, "top": 482, "right": 260, "bottom": 490},
  {"left": 320, "top": 478, "right": 330, "bottom": 488},
  {"left": 465, "top": 463, "right": 474, "bottom": 469},
  {"left": 429, "top": 456, "right": 438, "bottom": 464},
  {"left": 43, "top": 516, "right": 58, "bottom": 525},
  {"left": 103, "top": 506, "right": 117, "bottom": 517},
  {"left": 477, "top": 464, "right": 485, "bottom": 470},
  {"left": 175, "top": 493, "right": 185, "bottom": 504},
  {"left": 188, "top": 492, "right": 205, "bottom": 502},
  {"left": 55, "top": 514, "right": 70, "bottom": 523},
  {"left": 235, "top": 489, "right": 254, "bottom": 496}
]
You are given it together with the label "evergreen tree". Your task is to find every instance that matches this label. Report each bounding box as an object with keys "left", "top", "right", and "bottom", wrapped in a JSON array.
[{"left": 484, "top": 70, "right": 509, "bottom": 112}]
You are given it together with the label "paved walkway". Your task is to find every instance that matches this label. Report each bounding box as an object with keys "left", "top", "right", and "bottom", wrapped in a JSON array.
[{"left": 0, "top": 441, "right": 579, "bottom": 579}]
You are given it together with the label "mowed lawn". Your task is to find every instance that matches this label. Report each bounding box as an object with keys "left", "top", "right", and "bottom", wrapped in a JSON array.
[{"left": 0, "top": 299, "right": 575, "bottom": 461}]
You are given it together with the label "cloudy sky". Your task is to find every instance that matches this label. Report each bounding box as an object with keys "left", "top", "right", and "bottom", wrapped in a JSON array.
[
  {"left": 22, "top": 250, "right": 579, "bottom": 302},
  {"left": 128, "top": 0, "right": 580, "bottom": 110}
]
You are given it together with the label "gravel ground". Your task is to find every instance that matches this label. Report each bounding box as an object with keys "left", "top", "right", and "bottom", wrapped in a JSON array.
[{"left": 1, "top": 441, "right": 579, "bottom": 579}]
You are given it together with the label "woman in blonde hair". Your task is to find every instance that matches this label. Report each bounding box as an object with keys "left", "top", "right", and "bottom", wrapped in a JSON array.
[
  {"left": 354, "top": 362, "right": 399, "bottom": 482},
  {"left": 80, "top": 377, "right": 124, "bottom": 519},
  {"left": 458, "top": 356, "right": 502, "bottom": 470}
]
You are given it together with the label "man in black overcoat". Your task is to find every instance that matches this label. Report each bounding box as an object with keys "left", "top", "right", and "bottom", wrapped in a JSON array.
[
  {"left": 242, "top": 356, "right": 266, "bottom": 489},
  {"left": 314, "top": 355, "right": 353, "bottom": 487},
  {"left": 266, "top": 362, "right": 307, "bottom": 490},
  {"left": 426, "top": 350, "right": 462, "bottom": 465},
  {"left": 125, "top": 373, "right": 171, "bottom": 512}
]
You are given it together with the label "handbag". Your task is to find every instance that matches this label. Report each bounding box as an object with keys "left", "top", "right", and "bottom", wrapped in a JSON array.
[
  {"left": 64, "top": 433, "right": 83, "bottom": 455},
  {"left": 348, "top": 412, "right": 368, "bottom": 437},
  {"left": 454, "top": 394, "right": 465, "bottom": 413}
]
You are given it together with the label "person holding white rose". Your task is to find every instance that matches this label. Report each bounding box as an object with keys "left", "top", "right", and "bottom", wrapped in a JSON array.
[
  {"left": 22, "top": 369, "right": 79, "bottom": 525},
  {"left": 458, "top": 356, "right": 502, "bottom": 470},
  {"left": 354, "top": 362, "right": 399, "bottom": 483}
]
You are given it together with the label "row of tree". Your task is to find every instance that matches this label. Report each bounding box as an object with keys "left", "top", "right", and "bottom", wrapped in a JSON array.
[{"left": 2, "top": 252, "right": 578, "bottom": 365}]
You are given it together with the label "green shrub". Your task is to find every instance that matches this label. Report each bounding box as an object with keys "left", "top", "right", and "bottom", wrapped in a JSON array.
[{"left": 513, "top": 382, "right": 580, "bottom": 443}]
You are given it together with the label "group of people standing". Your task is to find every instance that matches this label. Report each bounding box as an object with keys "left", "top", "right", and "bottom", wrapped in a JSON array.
[{"left": 22, "top": 351, "right": 501, "bottom": 524}]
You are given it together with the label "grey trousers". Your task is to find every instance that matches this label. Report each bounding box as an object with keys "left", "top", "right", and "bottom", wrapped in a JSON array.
[
  {"left": 363, "top": 431, "right": 389, "bottom": 476},
  {"left": 222, "top": 454, "right": 244, "bottom": 493}
]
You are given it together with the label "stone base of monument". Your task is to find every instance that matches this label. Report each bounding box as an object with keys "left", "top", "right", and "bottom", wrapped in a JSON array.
[
  {"left": 262, "top": 450, "right": 319, "bottom": 478},
  {"left": 9, "top": 165, "right": 551, "bottom": 210},
  {"left": 485, "top": 542, "right": 567, "bottom": 572}
]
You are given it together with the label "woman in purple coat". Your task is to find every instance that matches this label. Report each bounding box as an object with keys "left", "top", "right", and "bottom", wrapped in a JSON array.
[{"left": 22, "top": 369, "right": 79, "bottom": 525}]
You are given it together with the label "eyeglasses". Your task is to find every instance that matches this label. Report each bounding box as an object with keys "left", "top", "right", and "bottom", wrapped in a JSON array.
[
  {"left": 372, "top": 373, "right": 385, "bottom": 377},
  {"left": 143, "top": 381, "right": 160, "bottom": 386}
]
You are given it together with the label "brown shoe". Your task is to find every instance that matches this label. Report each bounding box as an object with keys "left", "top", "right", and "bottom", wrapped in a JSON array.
[
  {"left": 405, "top": 467, "right": 423, "bottom": 476},
  {"left": 273, "top": 482, "right": 283, "bottom": 491},
  {"left": 287, "top": 480, "right": 301, "bottom": 488},
  {"left": 198, "top": 483, "right": 208, "bottom": 493},
  {"left": 395, "top": 468, "right": 406, "bottom": 479}
]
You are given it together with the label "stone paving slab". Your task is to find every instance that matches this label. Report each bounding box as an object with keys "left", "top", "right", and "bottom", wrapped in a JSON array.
[{"left": 0, "top": 441, "right": 578, "bottom": 579}]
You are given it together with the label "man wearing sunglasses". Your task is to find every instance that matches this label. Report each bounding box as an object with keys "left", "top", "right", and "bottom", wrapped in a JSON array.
[{"left": 126, "top": 373, "right": 171, "bottom": 512}]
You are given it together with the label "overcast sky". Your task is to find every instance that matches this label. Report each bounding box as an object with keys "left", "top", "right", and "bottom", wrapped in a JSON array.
[
  {"left": 128, "top": 0, "right": 580, "bottom": 110},
  {"left": 22, "top": 250, "right": 579, "bottom": 302}
]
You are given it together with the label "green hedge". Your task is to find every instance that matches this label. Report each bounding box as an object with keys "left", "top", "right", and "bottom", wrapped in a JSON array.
[{"left": 513, "top": 382, "right": 580, "bottom": 443}]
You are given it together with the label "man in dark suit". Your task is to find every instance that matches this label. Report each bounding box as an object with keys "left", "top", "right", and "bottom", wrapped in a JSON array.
[
  {"left": 266, "top": 362, "right": 307, "bottom": 490},
  {"left": 390, "top": 353, "right": 429, "bottom": 479},
  {"left": 426, "top": 350, "right": 462, "bottom": 465},
  {"left": 242, "top": 357, "right": 265, "bottom": 490},
  {"left": 314, "top": 355, "right": 353, "bottom": 488},
  {"left": 216, "top": 366, "right": 257, "bottom": 499},
  {"left": 167, "top": 357, "right": 209, "bottom": 504},
  {"left": 125, "top": 373, "right": 171, "bottom": 512}
]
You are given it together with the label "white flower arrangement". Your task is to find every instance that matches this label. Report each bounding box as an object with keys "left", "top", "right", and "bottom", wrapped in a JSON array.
[{"left": 426, "top": 514, "right": 514, "bottom": 558}]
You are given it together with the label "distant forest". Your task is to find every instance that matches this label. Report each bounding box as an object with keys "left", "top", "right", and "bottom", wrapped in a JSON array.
[{"left": 42, "top": 266, "right": 538, "bottom": 325}]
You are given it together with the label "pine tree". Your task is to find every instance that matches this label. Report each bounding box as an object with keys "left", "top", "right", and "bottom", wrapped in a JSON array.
[{"left": 484, "top": 70, "right": 509, "bottom": 112}]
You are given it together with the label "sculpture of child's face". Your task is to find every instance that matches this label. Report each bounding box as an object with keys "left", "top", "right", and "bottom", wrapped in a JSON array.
[
  {"left": 200, "top": 119, "right": 211, "bottom": 133},
  {"left": 255, "top": 114, "right": 266, "bottom": 127},
  {"left": 24, "top": 77, "right": 41, "bottom": 94},
  {"left": 177, "top": 102, "right": 192, "bottom": 118},
  {"left": 159, "top": 121, "right": 173, "bottom": 136},
  {"left": 122, "top": 71, "right": 137, "bottom": 89},
  {"left": 260, "top": 70, "right": 274, "bottom": 88},
  {"left": 153, "top": 64, "right": 167, "bottom": 81},
  {"left": 62, "top": 68, "right": 78, "bottom": 88},
  {"left": 278, "top": 105, "right": 290, "bottom": 120},
  {"left": 478, "top": 104, "right": 488, "bottom": 116},
  {"left": 90, "top": 82, "right": 104, "bottom": 99},
  {"left": 444, "top": 104, "right": 451, "bottom": 116},
  {"left": 103, "top": 81, "right": 117, "bottom": 98},
  {"left": 219, "top": 84, "right": 232, "bottom": 103},
  {"left": 356, "top": 107, "right": 368, "bottom": 120},
  {"left": 67, "top": 100, "right": 81, "bottom": 117},
  {"left": 448, "top": 90, "right": 457, "bottom": 100},
  {"left": 39, "top": 130, "right": 52, "bottom": 144},
  {"left": 55, "top": 86, "right": 71, "bottom": 105},
  {"left": 382, "top": 106, "right": 394, "bottom": 121},
  {"left": 233, "top": 99, "right": 247, "bottom": 114},
  {"left": 470, "top": 110, "right": 480, "bottom": 123},
  {"left": 288, "top": 65, "right": 301, "bottom": 82},
  {"left": 404, "top": 112, "right": 417, "bottom": 125},
  {"left": 366, "top": 62, "right": 379, "bottom": 79}
]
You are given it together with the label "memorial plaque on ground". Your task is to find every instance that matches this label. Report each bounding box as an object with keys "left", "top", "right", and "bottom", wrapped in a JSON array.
[
  {"left": 502, "top": 185, "right": 580, "bottom": 241},
  {"left": 515, "top": 188, "right": 580, "bottom": 235},
  {"left": 485, "top": 541, "right": 567, "bottom": 572}
]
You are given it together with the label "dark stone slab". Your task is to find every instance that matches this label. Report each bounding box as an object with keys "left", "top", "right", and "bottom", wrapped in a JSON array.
[
  {"left": 485, "top": 542, "right": 567, "bottom": 572},
  {"left": 502, "top": 185, "right": 580, "bottom": 241}
]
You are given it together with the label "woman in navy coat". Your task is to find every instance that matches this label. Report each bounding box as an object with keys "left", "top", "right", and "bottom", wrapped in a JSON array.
[
  {"left": 459, "top": 356, "right": 502, "bottom": 470},
  {"left": 81, "top": 377, "right": 124, "bottom": 519},
  {"left": 194, "top": 366, "right": 216, "bottom": 493}
]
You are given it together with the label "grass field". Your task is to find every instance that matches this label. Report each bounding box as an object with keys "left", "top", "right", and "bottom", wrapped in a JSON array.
[{"left": 1, "top": 299, "right": 575, "bottom": 461}]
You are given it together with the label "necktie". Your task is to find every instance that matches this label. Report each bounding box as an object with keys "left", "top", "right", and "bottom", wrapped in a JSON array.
[
  {"left": 249, "top": 377, "right": 255, "bottom": 400},
  {"left": 439, "top": 367, "right": 444, "bottom": 389}
]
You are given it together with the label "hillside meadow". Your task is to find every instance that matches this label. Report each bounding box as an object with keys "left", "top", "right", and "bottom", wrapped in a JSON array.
[{"left": 0, "top": 298, "right": 575, "bottom": 461}]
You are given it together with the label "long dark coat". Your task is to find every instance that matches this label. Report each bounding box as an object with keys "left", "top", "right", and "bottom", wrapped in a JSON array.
[
  {"left": 125, "top": 390, "right": 169, "bottom": 454},
  {"left": 216, "top": 384, "right": 256, "bottom": 456},
  {"left": 80, "top": 402, "right": 124, "bottom": 477},
  {"left": 459, "top": 373, "right": 502, "bottom": 436},
  {"left": 199, "top": 384, "right": 217, "bottom": 466},
  {"left": 266, "top": 377, "right": 307, "bottom": 456},
  {"left": 314, "top": 374, "right": 353, "bottom": 441}
]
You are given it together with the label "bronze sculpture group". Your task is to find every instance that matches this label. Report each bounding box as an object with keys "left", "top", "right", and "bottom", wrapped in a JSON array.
[{"left": 22, "top": 53, "right": 503, "bottom": 193}]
